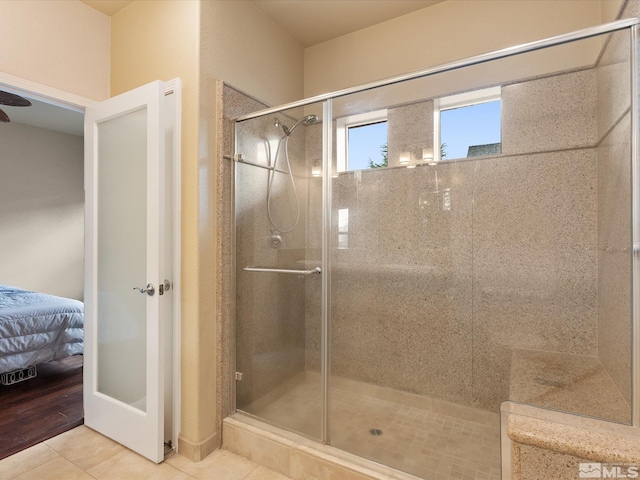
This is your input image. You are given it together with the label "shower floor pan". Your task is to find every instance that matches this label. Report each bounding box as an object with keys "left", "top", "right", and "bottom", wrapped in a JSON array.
[{"left": 239, "top": 373, "right": 501, "bottom": 480}]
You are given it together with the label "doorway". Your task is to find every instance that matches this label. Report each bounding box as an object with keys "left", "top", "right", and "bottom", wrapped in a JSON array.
[
  {"left": 0, "top": 77, "right": 181, "bottom": 462},
  {"left": 0, "top": 93, "right": 85, "bottom": 460}
]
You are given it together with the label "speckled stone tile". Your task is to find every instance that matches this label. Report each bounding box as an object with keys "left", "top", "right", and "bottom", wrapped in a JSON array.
[
  {"left": 234, "top": 376, "right": 500, "bottom": 480},
  {"left": 327, "top": 162, "right": 475, "bottom": 404},
  {"left": 508, "top": 349, "right": 630, "bottom": 423},
  {"left": 596, "top": 29, "right": 631, "bottom": 141},
  {"left": 623, "top": 0, "right": 640, "bottom": 17},
  {"left": 502, "top": 69, "right": 597, "bottom": 155},
  {"left": 222, "top": 40, "right": 633, "bottom": 480},
  {"left": 597, "top": 113, "right": 632, "bottom": 406},
  {"left": 387, "top": 100, "right": 434, "bottom": 168},
  {"left": 515, "top": 444, "right": 592, "bottom": 480},
  {"left": 472, "top": 149, "right": 598, "bottom": 410},
  {"left": 507, "top": 408, "right": 640, "bottom": 464},
  {"left": 597, "top": 114, "right": 632, "bottom": 252},
  {"left": 234, "top": 103, "right": 316, "bottom": 411}
]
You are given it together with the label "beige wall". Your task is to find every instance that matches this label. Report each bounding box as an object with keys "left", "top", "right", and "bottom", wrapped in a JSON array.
[
  {"left": 199, "top": 0, "right": 304, "bottom": 457},
  {"left": 111, "top": 0, "right": 305, "bottom": 461},
  {"left": 304, "top": 0, "right": 603, "bottom": 98},
  {"left": 602, "top": 0, "right": 626, "bottom": 23},
  {"left": 0, "top": 122, "right": 84, "bottom": 300},
  {"left": 110, "top": 0, "right": 209, "bottom": 459},
  {"left": 0, "top": 0, "right": 629, "bottom": 466},
  {"left": 200, "top": 0, "right": 304, "bottom": 108},
  {"left": 0, "top": 0, "right": 109, "bottom": 100}
]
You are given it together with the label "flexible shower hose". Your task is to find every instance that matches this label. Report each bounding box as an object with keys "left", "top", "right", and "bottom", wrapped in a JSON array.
[{"left": 266, "top": 133, "right": 300, "bottom": 234}]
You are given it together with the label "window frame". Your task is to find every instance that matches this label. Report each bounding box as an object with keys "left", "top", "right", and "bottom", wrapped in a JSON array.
[
  {"left": 336, "top": 109, "right": 388, "bottom": 173},
  {"left": 433, "top": 86, "right": 501, "bottom": 162}
]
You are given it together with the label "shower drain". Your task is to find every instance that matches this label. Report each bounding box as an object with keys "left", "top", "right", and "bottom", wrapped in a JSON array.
[{"left": 369, "top": 428, "right": 383, "bottom": 436}]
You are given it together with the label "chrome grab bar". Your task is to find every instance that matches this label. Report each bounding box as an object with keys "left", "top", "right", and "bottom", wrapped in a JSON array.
[{"left": 244, "top": 266, "right": 322, "bottom": 275}]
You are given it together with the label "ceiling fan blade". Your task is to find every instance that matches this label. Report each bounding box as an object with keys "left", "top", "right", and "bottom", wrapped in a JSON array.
[
  {"left": 0, "top": 108, "right": 9, "bottom": 122},
  {"left": 0, "top": 91, "right": 31, "bottom": 107}
]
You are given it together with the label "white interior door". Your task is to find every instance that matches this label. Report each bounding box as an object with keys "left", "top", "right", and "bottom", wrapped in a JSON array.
[{"left": 84, "top": 80, "right": 167, "bottom": 463}]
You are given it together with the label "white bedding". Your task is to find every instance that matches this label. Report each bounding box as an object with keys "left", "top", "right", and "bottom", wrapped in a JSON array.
[{"left": 0, "top": 284, "right": 84, "bottom": 374}]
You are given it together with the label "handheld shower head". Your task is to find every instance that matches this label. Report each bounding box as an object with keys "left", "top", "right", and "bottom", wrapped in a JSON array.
[
  {"left": 302, "top": 114, "right": 319, "bottom": 125},
  {"left": 275, "top": 115, "right": 319, "bottom": 136}
]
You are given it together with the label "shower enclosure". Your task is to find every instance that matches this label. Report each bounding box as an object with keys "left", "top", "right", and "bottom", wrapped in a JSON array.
[{"left": 227, "top": 19, "right": 638, "bottom": 480}]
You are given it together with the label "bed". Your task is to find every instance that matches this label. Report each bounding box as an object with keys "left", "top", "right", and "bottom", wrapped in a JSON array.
[{"left": 0, "top": 284, "right": 84, "bottom": 382}]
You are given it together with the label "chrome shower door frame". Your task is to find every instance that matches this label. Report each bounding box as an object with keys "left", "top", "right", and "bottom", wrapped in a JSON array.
[
  {"left": 320, "top": 99, "right": 333, "bottom": 443},
  {"left": 631, "top": 22, "right": 640, "bottom": 428},
  {"left": 231, "top": 15, "right": 640, "bottom": 450}
]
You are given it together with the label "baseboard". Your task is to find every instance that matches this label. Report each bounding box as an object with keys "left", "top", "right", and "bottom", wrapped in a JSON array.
[{"left": 177, "top": 431, "right": 220, "bottom": 462}]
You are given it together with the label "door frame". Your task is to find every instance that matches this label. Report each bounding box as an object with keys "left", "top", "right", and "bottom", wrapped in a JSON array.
[{"left": 0, "top": 71, "right": 182, "bottom": 453}]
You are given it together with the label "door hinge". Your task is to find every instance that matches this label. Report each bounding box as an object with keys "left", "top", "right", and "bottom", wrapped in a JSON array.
[
  {"left": 235, "top": 372, "right": 243, "bottom": 381},
  {"left": 164, "top": 440, "right": 174, "bottom": 458}
]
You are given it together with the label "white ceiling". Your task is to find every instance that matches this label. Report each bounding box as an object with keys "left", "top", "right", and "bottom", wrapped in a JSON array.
[
  {"left": 1, "top": 96, "right": 84, "bottom": 137},
  {"left": 80, "top": 0, "right": 445, "bottom": 48},
  {"left": 80, "top": 0, "right": 133, "bottom": 16},
  {"left": 251, "top": 0, "right": 445, "bottom": 47}
]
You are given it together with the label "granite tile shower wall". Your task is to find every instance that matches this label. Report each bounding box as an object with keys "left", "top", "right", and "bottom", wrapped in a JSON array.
[
  {"left": 225, "top": 27, "right": 634, "bottom": 441},
  {"left": 231, "top": 95, "right": 321, "bottom": 415},
  {"left": 301, "top": 65, "right": 631, "bottom": 422},
  {"left": 596, "top": 28, "right": 633, "bottom": 407}
]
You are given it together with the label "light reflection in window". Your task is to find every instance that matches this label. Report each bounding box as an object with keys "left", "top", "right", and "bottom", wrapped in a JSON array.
[{"left": 338, "top": 208, "right": 349, "bottom": 249}]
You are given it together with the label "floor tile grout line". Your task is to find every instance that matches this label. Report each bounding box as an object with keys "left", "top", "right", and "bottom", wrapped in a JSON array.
[
  {"left": 4, "top": 444, "right": 61, "bottom": 480},
  {"left": 248, "top": 377, "right": 501, "bottom": 479},
  {"left": 240, "top": 463, "right": 265, "bottom": 479},
  {"left": 43, "top": 428, "right": 126, "bottom": 475},
  {"left": 3, "top": 429, "right": 290, "bottom": 480}
]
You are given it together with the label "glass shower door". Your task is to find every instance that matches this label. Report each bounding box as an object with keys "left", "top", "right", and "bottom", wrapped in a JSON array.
[
  {"left": 234, "top": 105, "right": 324, "bottom": 440},
  {"left": 229, "top": 20, "right": 636, "bottom": 480}
]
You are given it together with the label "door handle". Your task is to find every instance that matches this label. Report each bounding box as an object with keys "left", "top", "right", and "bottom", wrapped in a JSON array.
[
  {"left": 244, "top": 266, "right": 322, "bottom": 275},
  {"left": 133, "top": 283, "right": 155, "bottom": 296}
]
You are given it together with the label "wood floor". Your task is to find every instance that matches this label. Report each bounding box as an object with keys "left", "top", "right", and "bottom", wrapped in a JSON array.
[{"left": 0, "top": 355, "right": 83, "bottom": 460}]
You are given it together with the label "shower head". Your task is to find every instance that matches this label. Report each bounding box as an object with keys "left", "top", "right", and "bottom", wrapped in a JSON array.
[
  {"left": 275, "top": 115, "right": 319, "bottom": 136},
  {"left": 302, "top": 114, "right": 319, "bottom": 125}
]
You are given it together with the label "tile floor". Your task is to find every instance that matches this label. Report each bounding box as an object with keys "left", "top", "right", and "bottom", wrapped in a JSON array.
[
  {"left": 0, "top": 425, "right": 290, "bottom": 480},
  {"left": 245, "top": 377, "right": 502, "bottom": 480}
]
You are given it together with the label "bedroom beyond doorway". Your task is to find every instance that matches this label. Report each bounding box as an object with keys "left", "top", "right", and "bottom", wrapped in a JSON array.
[{"left": 0, "top": 355, "right": 83, "bottom": 460}]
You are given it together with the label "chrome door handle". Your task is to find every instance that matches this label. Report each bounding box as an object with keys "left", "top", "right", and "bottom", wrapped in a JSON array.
[{"left": 133, "top": 283, "right": 155, "bottom": 296}]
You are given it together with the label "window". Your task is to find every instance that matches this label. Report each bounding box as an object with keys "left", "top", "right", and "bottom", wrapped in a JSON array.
[
  {"left": 337, "top": 109, "right": 388, "bottom": 172},
  {"left": 434, "top": 87, "right": 501, "bottom": 162}
]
